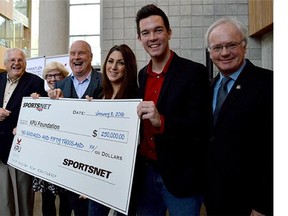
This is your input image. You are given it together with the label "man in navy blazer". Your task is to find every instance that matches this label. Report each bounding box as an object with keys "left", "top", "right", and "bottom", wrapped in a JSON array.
[
  {"left": 53, "top": 40, "right": 102, "bottom": 99},
  {"left": 48, "top": 40, "right": 102, "bottom": 216},
  {"left": 204, "top": 17, "right": 273, "bottom": 215},
  {"left": 135, "top": 4, "right": 211, "bottom": 215},
  {"left": 0, "top": 48, "right": 47, "bottom": 215}
]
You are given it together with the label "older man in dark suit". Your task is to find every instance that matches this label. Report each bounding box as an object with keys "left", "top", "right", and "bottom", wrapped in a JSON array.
[
  {"left": 0, "top": 48, "right": 47, "bottom": 215},
  {"left": 50, "top": 40, "right": 102, "bottom": 100},
  {"left": 204, "top": 17, "right": 273, "bottom": 216},
  {"left": 48, "top": 40, "right": 102, "bottom": 216}
]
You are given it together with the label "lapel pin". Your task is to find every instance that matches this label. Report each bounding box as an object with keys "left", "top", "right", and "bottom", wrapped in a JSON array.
[{"left": 236, "top": 85, "right": 241, "bottom": 89}]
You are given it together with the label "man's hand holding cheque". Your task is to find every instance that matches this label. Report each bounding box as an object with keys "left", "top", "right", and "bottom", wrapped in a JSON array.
[{"left": 7, "top": 97, "right": 141, "bottom": 215}]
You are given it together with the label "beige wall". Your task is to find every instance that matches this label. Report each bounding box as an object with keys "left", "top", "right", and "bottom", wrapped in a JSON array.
[
  {"left": 38, "top": 0, "right": 70, "bottom": 56},
  {"left": 101, "top": 0, "right": 273, "bottom": 73},
  {"left": 0, "top": 1, "right": 273, "bottom": 72},
  {"left": 0, "top": 0, "right": 13, "bottom": 20},
  {"left": 0, "top": 46, "right": 7, "bottom": 70}
]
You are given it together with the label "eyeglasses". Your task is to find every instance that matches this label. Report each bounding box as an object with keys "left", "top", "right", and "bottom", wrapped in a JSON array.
[
  {"left": 208, "top": 39, "right": 245, "bottom": 53},
  {"left": 8, "top": 58, "right": 24, "bottom": 63},
  {"left": 46, "top": 73, "right": 62, "bottom": 80}
]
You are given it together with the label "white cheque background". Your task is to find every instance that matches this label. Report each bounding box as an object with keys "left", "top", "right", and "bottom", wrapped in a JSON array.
[{"left": 8, "top": 97, "right": 142, "bottom": 214}]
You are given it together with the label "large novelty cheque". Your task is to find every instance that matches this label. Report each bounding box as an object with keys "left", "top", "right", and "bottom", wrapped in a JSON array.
[{"left": 8, "top": 97, "right": 141, "bottom": 215}]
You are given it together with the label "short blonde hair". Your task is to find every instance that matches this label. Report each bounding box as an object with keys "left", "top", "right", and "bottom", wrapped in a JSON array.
[{"left": 42, "top": 61, "right": 69, "bottom": 79}]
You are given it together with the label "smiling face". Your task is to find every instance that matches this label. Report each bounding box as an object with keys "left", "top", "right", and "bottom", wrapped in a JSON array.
[
  {"left": 138, "top": 15, "right": 171, "bottom": 61},
  {"left": 105, "top": 50, "right": 125, "bottom": 85},
  {"left": 208, "top": 22, "right": 247, "bottom": 75},
  {"left": 45, "top": 70, "right": 64, "bottom": 89},
  {"left": 4, "top": 49, "right": 26, "bottom": 79},
  {"left": 69, "top": 40, "right": 93, "bottom": 80}
]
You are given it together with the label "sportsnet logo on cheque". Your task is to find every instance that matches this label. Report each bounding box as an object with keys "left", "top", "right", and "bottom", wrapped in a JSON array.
[{"left": 22, "top": 102, "right": 52, "bottom": 111}]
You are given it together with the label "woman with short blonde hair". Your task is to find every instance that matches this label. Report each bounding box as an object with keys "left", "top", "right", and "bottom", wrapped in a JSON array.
[{"left": 42, "top": 61, "right": 69, "bottom": 90}]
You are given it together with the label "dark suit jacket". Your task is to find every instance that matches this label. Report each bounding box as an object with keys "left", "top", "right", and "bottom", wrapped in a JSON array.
[
  {"left": 0, "top": 71, "right": 47, "bottom": 164},
  {"left": 54, "top": 67, "right": 102, "bottom": 215},
  {"left": 137, "top": 52, "right": 211, "bottom": 197},
  {"left": 205, "top": 59, "right": 273, "bottom": 215},
  {"left": 55, "top": 67, "right": 102, "bottom": 98}
]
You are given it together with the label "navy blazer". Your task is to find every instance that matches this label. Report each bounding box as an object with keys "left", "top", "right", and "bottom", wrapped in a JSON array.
[
  {"left": 0, "top": 71, "right": 47, "bottom": 164},
  {"left": 206, "top": 59, "right": 273, "bottom": 215},
  {"left": 55, "top": 67, "right": 102, "bottom": 98},
  {"left": 138, "top": 52, "right": 211, "bottom": 197}
]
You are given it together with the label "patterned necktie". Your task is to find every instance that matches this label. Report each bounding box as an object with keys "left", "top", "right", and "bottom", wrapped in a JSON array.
[{"left": 213, "top": 77, "right": 231, "bottom": 125}]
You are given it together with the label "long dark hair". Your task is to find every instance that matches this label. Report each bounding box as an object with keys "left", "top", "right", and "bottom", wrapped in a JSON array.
[{"left": 102, "top": 44, "right": 138, "bottom": 99}]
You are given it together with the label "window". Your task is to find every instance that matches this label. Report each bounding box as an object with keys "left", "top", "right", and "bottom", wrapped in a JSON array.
[
  {"left": 0, "top": 0, "right": 29, "bottom": 50},
  {"left": 69, "top": 0, "right": 101, "bottom": 67}
]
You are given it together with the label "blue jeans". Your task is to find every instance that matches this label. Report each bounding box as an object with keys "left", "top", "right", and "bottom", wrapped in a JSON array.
[
  {"left": 88, "top": 200, "right": 127, "bottom": 216},
  {"left": 88, "top": 200, "right": 110, "bottom": 216},
  {"left": 67, "top": 191, "right": 88, "bottom": 216},
  {"left": 136, "top": 161, "right": 203, "bottom": 216}
]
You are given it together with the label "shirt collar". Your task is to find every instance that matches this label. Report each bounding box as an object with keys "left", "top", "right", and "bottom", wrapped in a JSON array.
[
  {"left": 71, "top": 69, "right": 92, "bottom": 83},
  {"left": 7, "top": 74, "right": 21, "bottom": 84},
  {"left": 146, "top": 50, "right": 174, "bottom": 76},
  {"left": 219, "top": 59, "right": 246, "bottom": 81}
]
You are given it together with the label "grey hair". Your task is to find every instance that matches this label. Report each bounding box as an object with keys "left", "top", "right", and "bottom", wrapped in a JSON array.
[
  {"left": 4, "top": 48, "right": 26, "bottom": 64},
  {"left": 204, "top": 17, "right": 248, "bottom": 48}
]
